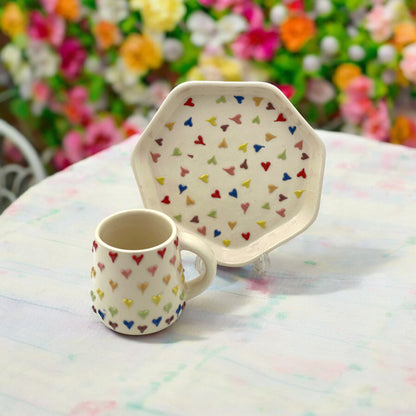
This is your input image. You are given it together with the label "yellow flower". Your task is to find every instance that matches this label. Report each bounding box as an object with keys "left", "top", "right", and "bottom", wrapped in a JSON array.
[
  {"left": 131, "top": 0, "right": 185, "bottom": 32},
  {"left": 120, "top": 34, "right": 162, "bottom": 73},
  {"left": 93, "top": 21, "right": 120, "bottom": 50},
  {"left": 54, "top": 0, "right": 80, "bottom": 21},
  {"left": 333, "top": 63, "right": 362, "bottom": 90},
  {"left": 394, "top": 22, "right": 416, "bottom": 50},
  {"left": 390, "top": 115, "right": 411, "bottom": 145},
  {"left": 0, "top": 3, "right": 26, "bottom": 38}
]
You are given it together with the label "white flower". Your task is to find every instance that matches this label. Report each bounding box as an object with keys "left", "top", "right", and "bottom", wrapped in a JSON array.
[
  {"left": 377, "top": 44, "right": 397, "bottom": 63},
  {"left": 96, "top": 0, "right": 129, "bottom": 23},
  {"left": 348, "top": 45, "right": 366, "bottom": 61},
  {"left": 306, "top": 78, "right": 335, "bottom": 105},
  {"left": 270, "top": 5, "right": 287, "bottom": 25},
  {"left": 303, "top": 54, "right": 321, "bottom": 72},
  {"left": 320, "top": 36, "right": 339, "bottom": 56},
  {"left": 0, "top": 43, "right": 22, "bottom": 73},
  {"left": 26, "top": 41, "right": 59, "bottom": 79},
  {"left": 315, "top": 0, "right": 332, "bottom": 15},
  {"left": 187, "top": 11, "right": 246, "bottom": 48},
  {"left": 163, "top": 38, "right": 184, "bottom": 62}
]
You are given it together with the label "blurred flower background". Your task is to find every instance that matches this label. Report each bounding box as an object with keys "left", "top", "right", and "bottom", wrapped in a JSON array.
[{"left": 0, "top": 0, "right": 415, "bottom": 172}]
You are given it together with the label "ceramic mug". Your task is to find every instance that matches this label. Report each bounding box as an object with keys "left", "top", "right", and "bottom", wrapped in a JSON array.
[{"left": 90, "top": 209, "right": 217, "bottom": 335}]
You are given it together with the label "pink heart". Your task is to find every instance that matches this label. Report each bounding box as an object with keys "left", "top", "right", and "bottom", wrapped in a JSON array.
[
  {"left": 223, "top": 166, "right": 235, "bottom": 176},
  {"left": 241, "top": 203, "right": 249, "bottom": 214},
  {"left": 276, "top": 209, "right": 286, "bottom": 217},
  {"left": 147, "top": 265, "right": 158, "bottom": 276},
  {"left": 121, "top": 269, "right": 132, "bottom": 279},
  {"left": 97, "top": 262, "right": 105, "bottom": 272},
  {"left": 150, "top": 152, "right": 161, "bottom": 163},
  {"left": 197, "top": 226, "right": 207, "bottom": 236},
  {"left": 170, "top": 255, "right": 177, "bottom": 265},
  {"left": 180, "top": 167, "right": 190, "bottom": 177},
  {"left": 229, "top": 114, "right": 242, "bottom": 124}
]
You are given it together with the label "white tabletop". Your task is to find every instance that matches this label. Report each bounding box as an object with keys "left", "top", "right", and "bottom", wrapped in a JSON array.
[{"left": 1, "top": 131, "right": 416, "bottom": 415}]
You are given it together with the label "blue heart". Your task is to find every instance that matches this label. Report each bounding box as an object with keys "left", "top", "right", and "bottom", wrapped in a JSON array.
[
  {"left": 152, "top": 317, "right": 162, "bottom": 327},
  {"left": 229, "top": 188, "right": 238, "bottom": 198},
  {"left": 234, "top": 95, "right": 244, "bottom": 104},
  {"left": 176, "top": 304, "right": 182, "bottom": 316},
  {"left": 178, "top": 184, "right": 187, "bottom": 194},
  {"left": 98, "top": 309, "right": 105, "bottom": 320},
  {"left": 123, "top": 320, "right": 134, "bottom": 329},
  {"left": 184, "top": 117, "right": 193, "bottom": 127},
  {"left": 282, "top": 173, "right": 292, "bottom": 181},
  {"left": 253, "top": 144, "right": 265, "bottom": 153},
  {"left": 289, "top": 126, "right": 296, "bottom": 135},
  {"left": 214, "top": 229, "right": 221, "bottom": 237}
]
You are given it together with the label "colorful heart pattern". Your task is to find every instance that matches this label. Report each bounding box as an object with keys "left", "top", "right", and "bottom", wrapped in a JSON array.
[
  {"left": 91, "top": 242, "right": 185, "bottom": 335},
  {"left": 144, "top": 92, "right": 314, "bottom": 250}
]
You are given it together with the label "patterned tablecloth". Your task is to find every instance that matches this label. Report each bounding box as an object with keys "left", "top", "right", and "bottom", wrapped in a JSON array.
[{"left": 1, "top": 131, "right": 415, "bottom": 415}]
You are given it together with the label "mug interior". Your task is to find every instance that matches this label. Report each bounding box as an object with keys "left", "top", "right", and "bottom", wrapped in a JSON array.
[{"left": 98, "top": 210, "right": 174, "bottom": 250}]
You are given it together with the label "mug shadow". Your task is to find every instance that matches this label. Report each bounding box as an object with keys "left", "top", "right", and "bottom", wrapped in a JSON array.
[{"left": 119, "top": 241, "right": 389, "bottom": 343}]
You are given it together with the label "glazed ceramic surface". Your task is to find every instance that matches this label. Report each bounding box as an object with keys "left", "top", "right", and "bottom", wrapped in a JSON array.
[
  {"left": 91, "top": 209, "right": 216, "bottom": 335},
  {"left": 131, "top": 81, "right": 325, "bottom": 266}
]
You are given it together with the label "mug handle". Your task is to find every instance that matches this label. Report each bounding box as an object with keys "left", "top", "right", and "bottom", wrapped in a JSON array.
[{"left": 179, "top": 232, "right": 217, "bottom": 300}]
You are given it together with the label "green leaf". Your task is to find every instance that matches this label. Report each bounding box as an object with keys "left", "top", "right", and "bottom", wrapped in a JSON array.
[
  {"left": 10, "top": 98, "right": 30, "bottom": 119},
  {"left": 89, "top": 76, "right": 106, "bottom": 102}
]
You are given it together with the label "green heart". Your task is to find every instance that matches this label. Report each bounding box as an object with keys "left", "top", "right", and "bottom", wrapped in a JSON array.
[
  {"left": 90, "top": 290, "right": 96, "bottom": 301},
  {"left": 174, "top": 214, "right": 182, "bottom": 222},
  {"left": 216, "top": 95, "right": 226, "bottom": 103},
  {"left": 138, "top": 309, "right": 150, "bottom": 319},
  {"left": 180, "top": 290, "right": 185, "bottom": 301},
  {"left": 252, "top": 115, "right": 260, "bottom": 124},
  {"left": 278, "top": 150, "right": 286, "bottom": 160},
  {"left": 108, "top": 307, "right": 118, "bottom": 317},
  {"left": 164, "top": 302, "right": 173, "bottom": 313},
  {"left": 207, "top": 155, "right": 217, "bottom": 165},
  {"left": 172, "top": 147, "right": 182, "bottom": 156},
  {"left": 262, "top": 202, "right": 270, "bottom": 210},
  {"left": 208, "top": 210, "right": 217, "bottom": 218}
]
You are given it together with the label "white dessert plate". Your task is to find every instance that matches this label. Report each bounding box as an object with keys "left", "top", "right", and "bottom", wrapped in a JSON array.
[{"left": 131, "top": 81, "right": 325, "bottom": 267}]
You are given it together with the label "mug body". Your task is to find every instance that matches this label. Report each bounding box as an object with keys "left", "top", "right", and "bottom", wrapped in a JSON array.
[{"left": 91, "top": 209, "right": 186, "bottom": 335}]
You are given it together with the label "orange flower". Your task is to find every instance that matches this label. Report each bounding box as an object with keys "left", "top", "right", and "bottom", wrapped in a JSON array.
[
  {"left": 280, "top": 15, "right": 316, "bottom": 52},
  {"left": 333, "top": 63, "right": 362, "bottom": 90},
  {"left": 54, "top": 0, "right": 80, "bottom": 21},
  {"left": 93, "top": 21, "right": 120, "bottom": 50},
  {"left": 390, "top": 115, "right": 411, "bottom": 145},
  {"left": 0, "top": 3, "right": 26, "bottom": 38},
  {"left": 394, "top": 22, "right": 416, "bottom": 50},
  {"left": 120, "top": 34, "right": 162, "bottom": 73}
]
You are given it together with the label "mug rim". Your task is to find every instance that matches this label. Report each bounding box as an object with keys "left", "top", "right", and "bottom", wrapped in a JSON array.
[{"left": 95, "top": 208, "right": 176, "bottom": 253}]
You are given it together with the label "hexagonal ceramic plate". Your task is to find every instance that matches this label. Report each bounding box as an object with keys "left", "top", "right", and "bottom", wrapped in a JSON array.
[{"left": 131, "top": 81, "right": 325, "bottom": 267}]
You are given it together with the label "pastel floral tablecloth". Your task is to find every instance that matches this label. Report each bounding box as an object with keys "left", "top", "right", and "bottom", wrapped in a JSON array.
[{"left": 0, "top": 130, "right": 415, "bottom": 415}]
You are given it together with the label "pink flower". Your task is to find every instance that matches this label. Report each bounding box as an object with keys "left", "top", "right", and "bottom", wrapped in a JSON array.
[
  {"left": 28, "top": 11, "right": 65, "bottom": 46},
  {"left": 366, "top": 5, "right": 393, "bottom": 42},
  {"left": 341, "top": 97, "right": 373, "bottom": 125},
  {"left": 63, "top": 86, "right": 93, "bottom": 126},
  {"left": 345, "top": 75, "right": 374, "bottom": 100},
  {"left": 234, "top": 3, "right": 264, "bottom": 28},
  {"left": 232, "top": 27, "right": 279, "bottom": 61},
  {"left": 58, "top": 37, "right": 86, "bottom": 80},
  {"left": 276, "top": 84, "right": 295, "bottom": 99},
  {"left": 32, "top": 81, "right": 51, "bottom": 103},
  {"left": 306, "top": 78, "right": 335, "bottom": 105},
  {"left": 362, "top": 101, "right": 390, "bottom": 142},
  {"left": 40, "top": 0, "right": 58, "bottom": 14},
  {"left": 400, "top": 43, "right": 416, "bottom": 84}
]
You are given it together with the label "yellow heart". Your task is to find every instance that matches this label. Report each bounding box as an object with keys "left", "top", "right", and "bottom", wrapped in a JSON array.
[
  {"left": 268, "top": 184, "right": 278, "bottom": 193},
  {"left": 218, "top": 138, "right": 228, "bottom": 148},
  {"left": 199, "top": 174, "right": 209, "bottom": 183},
  {"left": 294, "top": 190, "right": 305, "bottom": 198},
  {"left": 165, "top": 122, "right": 175, "bottom": 131},
  {"left": 265, "top": 133, "right": 276, "bottom": 142},
  {"left": 91, "top": 267, "right": 96, "bottom": 278},
  {"left": 152, "top": 294, "right": 162, "bottom": 305},
  {"left": 238, "top": 142, "right": 248, "bottom": 153},
  {"left": 172, "top": 286, "right": 179, "bottom": 295},
  {"left": 241, "top": 179, "right": 251, "bottom": 188},
  {"left": 163, "top": 275, "right": 171, "bottom": 285},
  {"left": 228, "top": 221, "right": 237, "bottom": 230},
  {"left": 177, "top": 262, "right": 183, "bottom": 273},
  {"left": 109, "top": 280, "right": 118, "bottom": 291},
  {"left": 96, "top": 289, "right": 104, "bottom": 300},
  {"left": 137, "top": 282, "right": 149, "bottom": 294},
  {"left": 206, "top": 116, "right": 217, "bottom": 126},
  {"left": 253, "top": 97, "right": 263, "bottom": 106},
  {"left": 257, "top": 221, "right": 266, "bottom": 229},
  {"left": 181, "top": 273, "right": 185, "bottom": 283},
  {"left": 123, "top": 298, "right": 133, "bottom": 308},
  {"left": 186, "top": 195, "right": 195, "bottom": 205},
  {"left": 223, "top": 239, "right": 231, "bottom": 247},
  {"left": 156, "top": 177, "right": 165, "bottom": 185}
]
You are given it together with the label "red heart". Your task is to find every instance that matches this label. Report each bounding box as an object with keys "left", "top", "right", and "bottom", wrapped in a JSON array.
[
  {"left": 297, "top": 168, "right": 307, "bottom": 178},
  {"left": 109, "top": 252, "right": 118, "bottom": 263},
  {"left": 92, "top": 305, "right": 97, "bottom": 313},
  {"left": 197, "top": 226, "right": 206, "bottom": 236},
  {"left": 190, "top": 216, "right": 199, "bottom": 223},
  {"left": 294, "top": 140, "right": 303, "bottom": 150},
  {"left": 223, "top": 166, "right": 235, "bottom": 175},
  {"left": 240, "top": 159, "right": 248, "bottom": 169},
  {"left": 266, "top": 102, "right": 275, "bottom": 110},
  {"left": 276, "top": 209, "right": 286, "bottom": 217},
  {"left": 242, "top": 232, "right": 250, "bottom": 241},
  {"left": 241, "top": 202, "right": 249, "bottom": 214},
  {"left": 92, "top": 240, "right": 98, "bottom": 252},
  {"left": 275, "top": 113, "right": 286, "bottom": 122},
  {"left": 155, "top": 138, "right": 163, "bottom": 146},
  {"left": 301, "top": 153, "right": 309, "bottom": 160},
  {"left": 221, "top": 124, "right": 229, "bottom": 131},
  {"left": 194, "top": 135, "right": 205, "bottom": 145},
  {"left": 132, "top": 254, "right": 144, "bottom": 265},
  {"left": 279, "top": 194, "right": 287, "bottom": 202},
  {"left": 97, "top": 262, "right": 105, "bottom": 272},
  {"left": 137, "top": 325, "right": 147, "bottom": 333},
  {"left": 109, "top": 321, "right": 118, "bottom": 330},
  {"left": 261, "top": 162, "right": 271, "bottom": 171},
  {"left": 150, "top": 152, "right": 161, "bottom": 163},
  {"left": 166, "top": 315, "right": 174, "bottom": 325},
  {"left": 161, "top": 195, "right": 171, "bottom": 204},
  {"left": 121, "top": 269, "right": 132, "bottom": 279},
  {"left": 157, "top": 248, "right": 166, "bottom": 258},
  {"left": 211, "top": 190, "right": 221, "bottom": 198},
  {"left": 174, "top": 237, "right": 179, "bottom": 247},
  {"left": 184, "top": 98, "right": 194, "bottom": 107}
]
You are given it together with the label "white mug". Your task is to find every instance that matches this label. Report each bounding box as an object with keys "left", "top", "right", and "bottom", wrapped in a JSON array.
[{"left": 91, "top": 209, "right": 217, "bottom": 335}]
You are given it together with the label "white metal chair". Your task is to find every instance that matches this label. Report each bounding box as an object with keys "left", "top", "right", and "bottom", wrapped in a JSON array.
[{"left": 0, "top": 119, "right": 46, "bottom": 213}]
